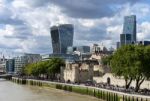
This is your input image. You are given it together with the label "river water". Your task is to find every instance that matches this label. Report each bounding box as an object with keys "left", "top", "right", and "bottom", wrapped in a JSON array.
[{"left": 0, "top": 79, "right": 101, "bottom": 101}]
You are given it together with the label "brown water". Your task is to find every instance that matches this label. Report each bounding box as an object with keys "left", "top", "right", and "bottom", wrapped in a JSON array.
[{"left": 0, "top": 79, "right": 102, "bottom": 101}]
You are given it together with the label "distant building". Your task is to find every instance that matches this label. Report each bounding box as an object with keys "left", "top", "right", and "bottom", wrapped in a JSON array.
[
  {"left": 66, "top": 46, "right": 91, "bottom": 61},
  {"left": 41, "top": 53, "right": 79, "bottom": 63},
  {"left": 14, "top": 56, "right": 26, "bottom": 73},
  {"left": 50, "top": 24, "right": 74, "bottom": 54},
  {"left": 6, "top": 59, "right": 15, "bottom": 73},
  {"left": 14, "top": 53, "right": 41, "bottom": 73},
  {"left": 61, "top": 44, "right": 113, "bottom": 83},
  {"left": 67, "top": 46, "right": 90, "bottom": 54},
  {"left": 123, "top": 15, "right": 136, "bottom": 42},
  {"left": 61, "top": 59, "right": 111, "bottom": 83},
  {"left": 61, "top": 60, "right": 95, "bottom": 83},
  {"left": 66, "top": 47, "right": 75, "bottom": 54},
  {"left": 136, "top": 41, "right": 150, "bottom": 46},
  {"left": 92, "top": 44, "right": 112, "bottom": 54},
  {"left": 116, "top": 42, "right": 120, "bottom": 49},
  {"left": 0, "top": 63, "right": 6, "bottom": 73},
  {"left": 117, "top": 15, "right": 137, "bottom": 48},
  {"left": 0, "top": 57, "right": 7, "bottom": 73},
  {"left": 120, "top": 34, "right": 132, "bottom": 45},
  {"left": 76, "top": 46, "right": 90, "bottom": 53},
  {"left": 24, "top": 53, "right": 41, "bottom": 64}
]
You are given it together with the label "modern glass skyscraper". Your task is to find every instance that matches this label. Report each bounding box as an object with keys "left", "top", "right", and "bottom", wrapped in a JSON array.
[
  {"left": 120, "top": 34, "right": 132, "bottom": 45},
  {"left": 118, "top": 15, "right": 137, "bottom": 48},
  {"left": 50, "top": 24, "right": 74, "bottom": 54},
  {"left": 6, "top": 59, "right": 15, "bottom": 73},
  {"left": 123, "top": 15, "right": 136, "bottom": 42}
]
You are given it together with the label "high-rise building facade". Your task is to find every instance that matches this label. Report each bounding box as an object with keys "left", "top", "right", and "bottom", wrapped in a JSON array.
[
  {"left": 123, "top": 15, "right": 136, "bottom": 42},
  {"left": 14, "top": 56, "right": 25, "bottom": 73},
  {"left": 6, "top": 59, "right": 15, "bottom": 73},
  {"left": 117, "top": 15, "right": 137, "bottom": 48},
  {"left": 14, "top": 53, "right": 41, "bottom": 73},
  {"left": 50, "top": 24, "right": 74, "bottom": 54},
  {"left": 120, "top": 34, "right": 132, "bottom": 45}
]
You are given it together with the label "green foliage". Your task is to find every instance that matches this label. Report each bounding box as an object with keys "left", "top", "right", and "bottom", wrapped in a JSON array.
[
  {"left": 101, "top": 55, "right": 112, "bottom": 66},
  {"left": 110, "top": 45, "right": 150, "bottom": 91},
  {"left": 111, "top": 45, "right": 135, "bottom": 77},
  {"left": 46, "top": 58, "right": 65, "bottom": 75},
  {"left": 24, "top": 58, "right": 65, "bottom": 78}
]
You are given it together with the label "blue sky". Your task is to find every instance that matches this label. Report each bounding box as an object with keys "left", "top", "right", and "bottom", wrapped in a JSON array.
[{"left": 0, "top": 0, "right": 150, "bottom": 57}]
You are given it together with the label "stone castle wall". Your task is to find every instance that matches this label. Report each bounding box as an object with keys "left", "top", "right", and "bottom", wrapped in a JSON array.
[{"left": 93, "top": 73, "right": 150, "bottom": 89}]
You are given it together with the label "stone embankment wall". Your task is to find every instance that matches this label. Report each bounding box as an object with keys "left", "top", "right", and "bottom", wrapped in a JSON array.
[
  {"left": 93, "top": 73, "right": 150, "bottom": 89},
  {"left": 12, "top": 77, "right": 150, "bottom": 101}
]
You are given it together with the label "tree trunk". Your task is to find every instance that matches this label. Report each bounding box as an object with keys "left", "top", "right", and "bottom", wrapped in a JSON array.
[
  {"left": 135, "top": 78, "right": 139, "bottom": 92},
  {"left": 125, "top": 78, "right": 132, "bottom": 89},
  {"left": 135, "top": 77, "right": 145, "bottom": 92}
]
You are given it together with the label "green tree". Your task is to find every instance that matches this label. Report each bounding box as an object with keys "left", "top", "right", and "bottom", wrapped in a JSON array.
[
  {"left": 25, "top": 63, "right": 39, "bottom": 77},
  {"left": 110, "top": 45, "right": 150, "bottom": 92},
  {"left": 101, "top": 55, "right": 112, "bottom": 66},
  {"left": 47, "top": 58, "right": 65, "bottom": 80},
  {"left": 110, "top": 45, "right": 135, "bottom": 89},
  {"left": 133, "top": 45, "right": 150, "bottom": 92},
  {"left": 24, "top": 57, "right": 65, "bottom": 80}
]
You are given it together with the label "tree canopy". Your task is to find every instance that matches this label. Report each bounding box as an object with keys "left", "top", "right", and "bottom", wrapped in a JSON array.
[
  {"left": 24, "top": 58, "right": 65, "bottom": 79},
  {"left": 103, "top": 45, "right": 150, "bottom": 92}
]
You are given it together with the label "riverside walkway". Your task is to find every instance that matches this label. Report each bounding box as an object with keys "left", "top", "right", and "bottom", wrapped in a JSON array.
[
  {"left": 31, "top": 79, "right": 150, "bottom": 99},
  {"left": 12, "top": 77, "right": 150, "bottom": 101}
]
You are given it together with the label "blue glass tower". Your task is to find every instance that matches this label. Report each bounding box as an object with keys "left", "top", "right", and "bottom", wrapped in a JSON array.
[
  {"left": 120, "top": 34, "right": 132, "bottom": 45},
  {"left": 50, "top": 24, "right": 74, "bottom": 54},
  {"left": 119, "top": 15, "right": 136, "bottom": 47},
  {"left": 6, "top": 59, "right": 15, "bottom": 73},
  {"left": 123, "top": 15, "right": 136, "bottom": 42}
]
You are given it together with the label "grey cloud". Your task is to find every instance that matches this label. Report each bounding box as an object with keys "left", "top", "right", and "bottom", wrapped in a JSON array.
[
  {"left": 75, "top": 25, "right": 109, "bottom": 41},
  {"left": 27, "top": 36, "right": 52, "bottom": 54},
  {"left": 0, "top": 43, "right": 20, "bottom": 50},
  {"left": 0, "top": 18, "right": 24, "bottom": 25},
  {"left": 4, "top": 25, "right": 33, "bottom": 40},
  {"left": 28, "top": 0, "right": 50, "bottom": 7},
  {"left": 17, "top": 0, "right": 51, "bottom": 7},
  {"left": 0, "top": 6, "right": 24, "bottom": 25},
  {"left": 11, "top": 0, "right": 143, "bottom": 19},
  {"left": 50, "top": 0, "right": 142, "bottom": 18},
  {"left": 0, "top": 0, "right": 148, "bottom": 55}
]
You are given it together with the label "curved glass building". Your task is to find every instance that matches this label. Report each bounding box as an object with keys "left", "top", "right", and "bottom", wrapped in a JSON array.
[{"left": 50, "top": 24, "right": 74, "bottom": 54}]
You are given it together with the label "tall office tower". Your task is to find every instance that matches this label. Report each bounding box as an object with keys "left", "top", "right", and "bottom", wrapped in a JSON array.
[
  {"left": 50, "top": 24, "right": 74, "bottom": 54},
  {"left": 120, "top": 34, "right": 132, "bottom": 45},
  {"left": 123, "top": 15, "right": 136, "bottom": 42}
]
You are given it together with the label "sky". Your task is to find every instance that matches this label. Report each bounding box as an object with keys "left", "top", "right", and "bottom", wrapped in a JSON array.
[{"left": 0, "top": 0, "right": 150, "bottom": 57}]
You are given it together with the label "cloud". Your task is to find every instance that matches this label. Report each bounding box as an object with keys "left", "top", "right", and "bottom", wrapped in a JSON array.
[
  {"left": 0, "top": 0, "right": 149, "bottom": 56},
  {"left": 49, "top": 0, "right": 142, "bottom": 18},
  {"left": 137, "top": 22, "right": 150, "bottom": 41}
]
